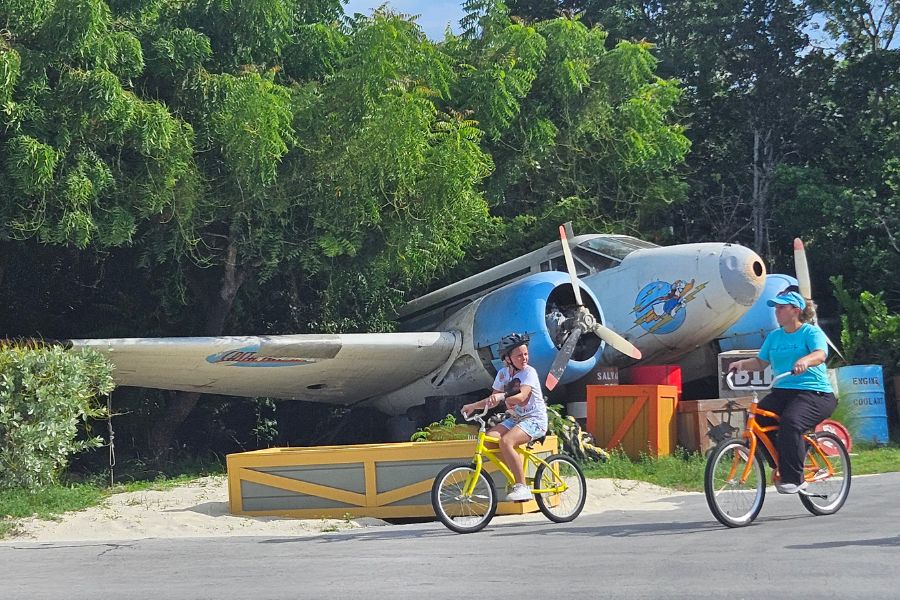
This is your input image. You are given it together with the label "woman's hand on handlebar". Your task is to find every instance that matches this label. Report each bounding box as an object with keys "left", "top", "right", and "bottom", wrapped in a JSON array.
[{"left": 791, "top": 358, "right": 810, "bottom": 375}]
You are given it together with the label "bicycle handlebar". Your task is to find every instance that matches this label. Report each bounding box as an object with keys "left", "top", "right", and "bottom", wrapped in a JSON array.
[
  {"left": 725, "top": 370, "right": 792, "bottom": 391},
  {"left": 461, "top": 403, "right": 491, "bottom": 422}
]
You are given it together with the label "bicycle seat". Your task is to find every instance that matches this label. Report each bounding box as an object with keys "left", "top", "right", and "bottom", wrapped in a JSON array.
[{"left": 526, "top": 435, "right": 546, "bottom": 449}]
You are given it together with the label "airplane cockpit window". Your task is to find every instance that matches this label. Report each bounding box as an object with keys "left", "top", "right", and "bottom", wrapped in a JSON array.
[
  {"left": 553, "top": 255, "right": 588, "bottom": 276},
  {"left": 540, "top": 256, "right": 589, "bottom": 276},
  {"left": 542, "top": 235, "right": 658, "bottom": 276},
  {"left": 573, "top": 247, "right": 617, "bottom": 272},
  {"left": 581, "top": 236, "right": 658, "bottom": 261}
]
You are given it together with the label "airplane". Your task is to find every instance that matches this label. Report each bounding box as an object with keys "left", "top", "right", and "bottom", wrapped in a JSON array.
[{"left": 71, "top": 224, "right": 776, "bottom": 438}]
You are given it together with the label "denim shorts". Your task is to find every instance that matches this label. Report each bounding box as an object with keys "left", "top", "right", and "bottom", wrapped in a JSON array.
[{"left": 500, "top": 416, "right": 548, "bottom": 441}]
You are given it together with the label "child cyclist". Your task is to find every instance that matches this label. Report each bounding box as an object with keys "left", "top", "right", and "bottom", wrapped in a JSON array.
[{"left": 461, "top": 333, "right": 548, "bottom": 502}]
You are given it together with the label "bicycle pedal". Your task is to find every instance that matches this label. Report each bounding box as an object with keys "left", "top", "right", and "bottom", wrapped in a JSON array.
[{"left": 799, "top": 490, "right": 826, "bottom": 498}]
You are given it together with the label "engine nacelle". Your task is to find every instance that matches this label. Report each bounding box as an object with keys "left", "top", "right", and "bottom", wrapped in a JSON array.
[
  {"left": 473, "top": 271, "right": 606, "bottom": 385},
  {"left": 372, "top": 272, "right": 608, "bottom": 415}
]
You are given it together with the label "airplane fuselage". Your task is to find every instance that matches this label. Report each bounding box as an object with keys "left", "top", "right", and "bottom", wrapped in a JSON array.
[{"left": 372, "top": 239, "right": 766, "bottom": 414}]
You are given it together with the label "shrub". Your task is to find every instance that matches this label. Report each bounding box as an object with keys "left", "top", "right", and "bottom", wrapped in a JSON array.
[
  {"left": 0, "top": 345, "right": 114, "bottom": 489},
  {"left": 410, "top": 414, "right": 477, "bottom": 441},
  {"left": 833, "top": 276, "right": 900, "bottom": 378}
]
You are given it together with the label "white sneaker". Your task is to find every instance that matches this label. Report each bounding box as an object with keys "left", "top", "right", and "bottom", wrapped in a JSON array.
[
  {"left": 775, "top": 481, "right": 808, "bottom": 494},
  {"left": 505, "top": 483, "right": 533, "bottom": 502}
]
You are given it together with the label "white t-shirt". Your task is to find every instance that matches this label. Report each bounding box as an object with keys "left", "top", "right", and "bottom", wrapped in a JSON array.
[{"left": 492, "top": 364, "right": 547, "bottom": 425}]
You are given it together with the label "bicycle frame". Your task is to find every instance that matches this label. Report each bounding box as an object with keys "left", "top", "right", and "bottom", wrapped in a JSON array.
[
  {"left": 462, "top": 410, "right": 566, "bottom": 498},
  {"left": 727, "top": 373, "right": 839, "bottom": 486}
]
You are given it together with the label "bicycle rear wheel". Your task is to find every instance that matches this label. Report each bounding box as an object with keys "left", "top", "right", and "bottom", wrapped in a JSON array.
[
  {"left": 534, "top": 454, "right": 586, "bottom": 523},
  {"left": 704, "top": 439, "right": 766, "bottom": 527},
  {"left": 800, "top": 431, "right": 851, "bottom": 516},
  {"left": 431, "top": 463, "right": 497, "bottom": 533}
]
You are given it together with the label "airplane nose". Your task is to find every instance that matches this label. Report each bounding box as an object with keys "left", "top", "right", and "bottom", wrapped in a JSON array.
[{"left": 719, "top": 245, "right": 767, "bottom": 306}]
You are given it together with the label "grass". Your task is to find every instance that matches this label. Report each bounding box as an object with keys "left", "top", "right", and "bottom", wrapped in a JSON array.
[
  {"left": 1, "top": 443, "right": 897, "bottom": 539},
  {"left": 847, "top": 443, "right": 900, "bottom": 475},
  {"left": 582, "top": 448, "right": 708, "bottom": 492}
]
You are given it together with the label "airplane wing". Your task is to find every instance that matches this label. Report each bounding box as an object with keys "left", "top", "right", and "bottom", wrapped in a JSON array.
[{"left": 71, "top": 332, "right": 458, "bottom": 405}]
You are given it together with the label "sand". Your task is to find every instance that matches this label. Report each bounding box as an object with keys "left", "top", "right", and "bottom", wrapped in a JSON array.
[{"left": 4, "top": 475, "right": 693, "bottom": 542}]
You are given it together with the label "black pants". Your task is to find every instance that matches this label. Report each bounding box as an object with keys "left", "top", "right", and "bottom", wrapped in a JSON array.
[{"left": 756, "top": 389, "right": 837, "bottom": 485}]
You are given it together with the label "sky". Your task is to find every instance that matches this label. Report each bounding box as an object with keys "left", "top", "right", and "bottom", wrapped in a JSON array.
[{"left": 342, "top": 0, "right": 467, "bottom": 39}]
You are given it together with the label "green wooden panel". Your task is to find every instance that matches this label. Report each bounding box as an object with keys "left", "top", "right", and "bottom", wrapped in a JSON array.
[
  {"left": 241, "top": 481, "right": 358, "bottom": 511},
  {"left": 252, "top": 463, "right": 366, "bottom": 494}
]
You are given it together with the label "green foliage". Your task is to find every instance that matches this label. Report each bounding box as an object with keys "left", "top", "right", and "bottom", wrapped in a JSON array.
[
  {"left": 0, "top": 345, "right": 115, "bottom": 489},
  {"left": 833, "top": 276, "right": 900, "bottom": 377},
  {"left": 0, "top": 43, "right": 21, "bottom": 104},
  {"left": 147, "top": 27, "right": 212, "bottom": 78},
  {"left": 5, "top": 134, "right": 58, "bottom": 190},
  {"left": 410, "top": 414, "right": 477, "bottom": 441},
  {"left": 206, "top": 70, "right": 295, "bottom": 188},
  {"left": 438, "top": 8, "right": 688, "bottom": 280},
  {"left": 545, "top": 403, "right": 568, "bottom": 440},
  {"left": 0, "top": 2, "right": 198, "bottom": 250}
]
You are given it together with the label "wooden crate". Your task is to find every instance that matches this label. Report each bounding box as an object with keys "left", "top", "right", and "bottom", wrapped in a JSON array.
[
  {"left": 585, "top": 385, "right": 678, "bottom": 458},
  {"left": 677, "top": 396, "right": 752, "bottom": 454},
  {"left": 226, "top": 436, "right": 557, "bottom": 519}
]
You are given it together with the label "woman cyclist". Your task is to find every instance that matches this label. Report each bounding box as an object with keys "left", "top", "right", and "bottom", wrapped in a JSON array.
[
  {"left": 461, "top": 333, "right": 548, "bottom": 502},
  {"left": 728, "top": 288, "right": 837, "bottom": 494}
]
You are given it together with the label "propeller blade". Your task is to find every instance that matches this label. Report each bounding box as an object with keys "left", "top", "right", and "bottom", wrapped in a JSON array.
[
  {"left": 592, "top": 322, "right": 643, "bottom": 360},
  {"left": 545, "top": 326, "right": 583, "bottom": 391},
  {"left": 559, "top": 224, "right": 584, "bottom": 307},
  {"left": 793, "top": 238, "right": 845, "bottom": 360},
  {"left": 825, "top": 334, "right": 845, "bottom": 361},
  {"left": 793, "top": 238, "right": 812, "bottom": 300}
]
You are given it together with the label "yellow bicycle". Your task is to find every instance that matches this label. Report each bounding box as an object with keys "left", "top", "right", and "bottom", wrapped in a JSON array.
[{"left": 431, "top": 406, "right": 587, "bottom": 533}]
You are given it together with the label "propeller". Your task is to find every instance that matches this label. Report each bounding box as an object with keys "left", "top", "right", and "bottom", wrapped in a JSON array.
[
  {"left": 793, "top": 238, "right": 812, "bottom": 300},
  {"left": 793, "top": 238, "right": 844, "bottom": 360},
  {"left": 545, "top": 225, "right": 641, "bottom": 391}
]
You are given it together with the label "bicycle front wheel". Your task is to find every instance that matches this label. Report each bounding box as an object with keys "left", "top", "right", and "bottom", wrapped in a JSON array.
[
  {"left": 431, "top": 463, "right": 497, "bottom": 533},
  {"left": 800, "top": 431, "right": 851, "bottom": 516},
  {"left": 534, "top": 454, "right": 587, "bottom": 523},
  {"left": 704, "top": 439, "right": 766, "bottom": 527}
]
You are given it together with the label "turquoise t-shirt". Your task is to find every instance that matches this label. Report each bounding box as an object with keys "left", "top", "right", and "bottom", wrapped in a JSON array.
[{"left": 758, "top": 323, "right": 832, "bottom": 393}]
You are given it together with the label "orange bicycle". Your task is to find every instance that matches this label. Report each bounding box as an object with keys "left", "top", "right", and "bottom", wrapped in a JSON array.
[{"left": 704, "top": 372, "right": 851, "bottom": 527}]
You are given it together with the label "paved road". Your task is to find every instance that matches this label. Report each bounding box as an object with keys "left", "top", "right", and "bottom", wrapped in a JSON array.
[{"left": 3, "top": 473, "right": 898, "bottom": 599}]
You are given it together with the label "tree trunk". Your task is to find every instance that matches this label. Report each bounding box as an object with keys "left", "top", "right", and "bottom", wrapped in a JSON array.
[
  {"left": 147, "top": 235, "right": 248, "bottom": 466},
  {"left": 146, "top": 390, "right": 202, "bottom": 467},
  {"left": 751, "top": 126, "right": 775, "bottom": 256}
]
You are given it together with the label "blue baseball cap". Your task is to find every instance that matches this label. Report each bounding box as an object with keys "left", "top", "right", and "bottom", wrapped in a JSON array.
[{"left": 767, "top": 291, "right": 806, "bottom": 310}]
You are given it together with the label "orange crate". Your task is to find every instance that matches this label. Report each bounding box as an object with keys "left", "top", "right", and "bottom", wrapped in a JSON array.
[{"left": 585, "top": 385, "right": 678, "bottom": 458}]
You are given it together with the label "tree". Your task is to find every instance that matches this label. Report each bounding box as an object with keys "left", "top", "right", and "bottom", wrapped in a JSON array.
[
  {"left": 771, "top": 1, "right": 899, "bottom": 308},
  {"left": 128, "top": 5, "right": 493, "bottom": 460},
  {"left": 437, "top": 1, "right": 689, "bottom": 279},
  {"left": 0, "top": 0, "right": 197, "bottom": 250}
]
